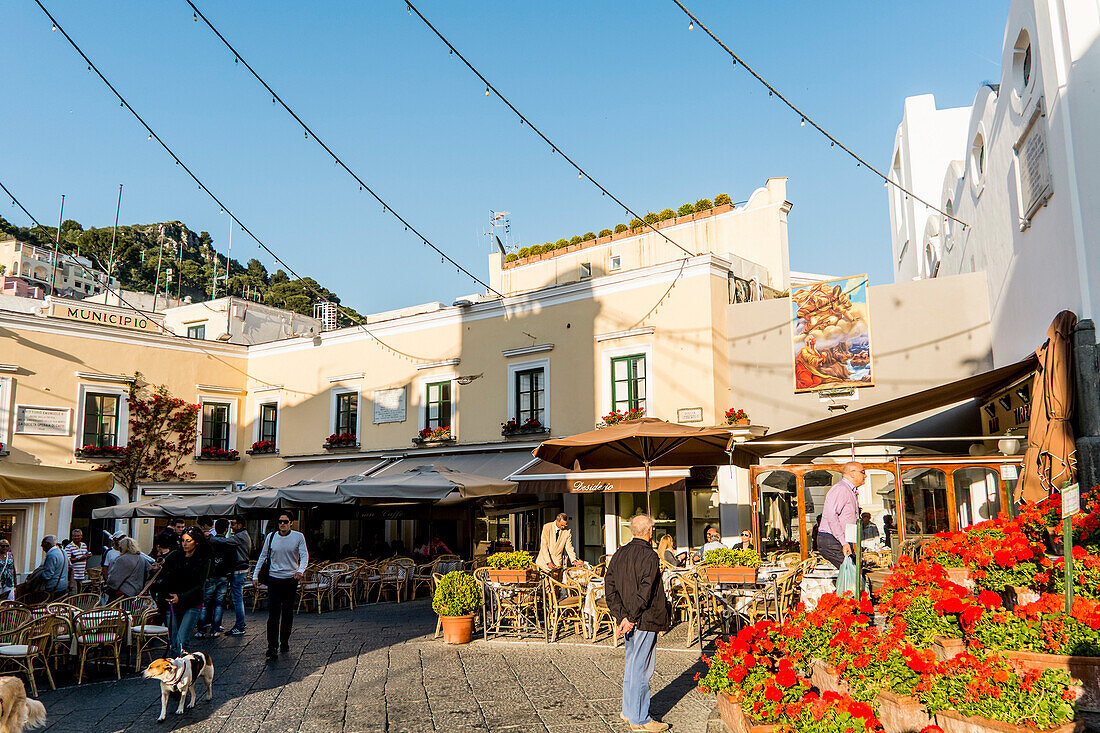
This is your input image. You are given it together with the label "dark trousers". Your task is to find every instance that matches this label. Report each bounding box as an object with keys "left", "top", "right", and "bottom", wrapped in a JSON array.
[
  {"left": 266, "top": 577, "right": 298, "bottom": 652},
  {"left": 817, "top": 531, "right": 847, "bottom": 569}
]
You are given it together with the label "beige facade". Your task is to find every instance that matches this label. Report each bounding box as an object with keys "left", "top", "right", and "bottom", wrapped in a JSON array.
[{"left": 0, "top": 236, "right": 119, "bottom": 299}]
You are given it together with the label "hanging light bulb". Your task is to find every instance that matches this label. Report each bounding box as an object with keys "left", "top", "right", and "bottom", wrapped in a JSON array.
[
  {"left": 578, "top": 171, "right": 582, "bottom": 180},
  {"left": 688, "top": 20, "right": 693, "bottom": 30},
  {"left": 193, "top": 12, "right": 197, "bottom": 21},
  {"left": 800, "top": 118, "right": 805, "bottom": 127},
  {"left": 51, "top": 23, "right": 57, "bottom": 31},
  {"left": 304, "top": 130, "right": 308, "bottom": 139},
  {"left": 485, "top": 87, "right": 490, "bottom": 96},
  {"left": 830, "top": 141, "right": 835, "bottom": 147},
  {"left": 147, "top": 134, "right": 152, "bottom": 140},
  {"left": 407, "top": 3, "right": 411, "bottom": 13}
]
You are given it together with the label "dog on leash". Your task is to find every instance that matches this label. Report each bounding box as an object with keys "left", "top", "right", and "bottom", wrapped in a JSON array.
[
  {"left": 0, "top": 676, "right": 46, "bottom": 733},
  {"left": 143, "top": 652, "right": 214, "bottom": 722}
]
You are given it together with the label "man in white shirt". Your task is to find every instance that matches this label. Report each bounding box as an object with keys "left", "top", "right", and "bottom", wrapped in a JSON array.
[
  {"left": 253, "top": 512, "right": 308, "bottom": 661},
  {"left": 64, "top": 528, "right": 91, "bottom": 592}
]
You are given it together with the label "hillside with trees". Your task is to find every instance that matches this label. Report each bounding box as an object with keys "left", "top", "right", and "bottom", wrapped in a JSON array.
[{"left": 0, "top": 215, "right": 361, "bottom": 325}]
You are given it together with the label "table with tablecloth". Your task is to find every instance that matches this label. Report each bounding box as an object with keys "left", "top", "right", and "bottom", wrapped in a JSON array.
[{"left": 799, "top": 567, "right": 838, "bottom": 611}]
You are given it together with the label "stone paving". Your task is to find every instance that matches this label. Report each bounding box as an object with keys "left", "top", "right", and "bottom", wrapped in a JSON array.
[{"left": 32, "top": 599, "right": 714, "bottom": 733}]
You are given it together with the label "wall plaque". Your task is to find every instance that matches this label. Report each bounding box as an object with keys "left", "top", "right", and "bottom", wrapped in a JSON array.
[
  {"left": 1016, "top": 105, "right": 1053, "bottom": 224},
  {"left": 676, "top": 407, "right": 703, "bottom": 423},
  {"left": 372, "top": 387, "right": 406, "bottom": 424},
  {"left": 15, "top": 405, "right": 70, "bottom": 435}
]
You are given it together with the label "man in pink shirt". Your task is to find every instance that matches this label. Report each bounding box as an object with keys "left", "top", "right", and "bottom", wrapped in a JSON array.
[{"left": 817, "top": 462, "right": 865, "bottom": 569}]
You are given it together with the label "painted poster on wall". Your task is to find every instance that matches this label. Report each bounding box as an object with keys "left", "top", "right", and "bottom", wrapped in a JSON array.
[{"left": 791, "top": 274, "right": 873, "bottom": 393}]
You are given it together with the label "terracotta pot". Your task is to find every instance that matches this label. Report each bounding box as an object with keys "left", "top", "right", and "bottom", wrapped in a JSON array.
[
  {"left": 935, "top": 708, "right": 1083, "bottom": 733},
  {"left": 487, "top": 568, "right": 534, "bottom": 584},
  {"left": 715, "top": 693, "right": 782, "bottom": 733},
  {"left": 944, "top": 567, "right": 975, "bottom": 591},
  {"left": 1010, "top": 585, "right": 1040, "bottom": 608},
  {"left": 874, "top": 690, "right": 934, "bottom": 733},
  {"left": 1002, "top": 650, "right": 1100, "bottom": 712},
  {"left": 810, "top": 658, "right": 850, "bottom": 696},
  {"left": 439, "top": 614, "right": 475, "bottom": 644},
  {"left": 932, "top": 636, "right": 967, "bottom": 661},
  {"left": 703, "top": 566, "right": 756, "bottom": 584}
]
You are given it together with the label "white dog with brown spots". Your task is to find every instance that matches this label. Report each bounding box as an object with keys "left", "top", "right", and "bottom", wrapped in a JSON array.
[{"left": 142, "top": 652, "right": 214, "bottom": 722}]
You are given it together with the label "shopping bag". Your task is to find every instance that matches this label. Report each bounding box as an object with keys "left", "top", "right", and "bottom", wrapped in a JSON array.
[{"left": 835, "top": 555, "right": 858, "bottom": 597}]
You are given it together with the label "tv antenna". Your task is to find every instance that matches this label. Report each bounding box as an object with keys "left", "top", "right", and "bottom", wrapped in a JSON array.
[{"left": 486, "top": 210, "right": 512, "bottom": 254}]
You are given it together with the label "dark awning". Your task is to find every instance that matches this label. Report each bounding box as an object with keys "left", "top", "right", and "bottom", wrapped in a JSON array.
[
  {"left": 512, "top": 459, "right": 688, "bottom": 493},
  {"left": 255, "top": 458, "right": 388, "bottom": 488},
  {"left": 731, "top": 354, "right": 1038, "bottom": 467},
  {"left": 372, "top": 451, "right": 536, "bottom": 481}
]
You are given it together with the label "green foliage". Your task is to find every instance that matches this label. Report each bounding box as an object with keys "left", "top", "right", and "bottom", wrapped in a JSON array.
[
  {"left": 529, "top": 244, "right": 544, "bottom": 255},
  {"left": 555, "top": 238, "right": 568, "bottom": 248},
  {"left": 614, "top": 224, "right": 629, "bottom": 234},
  {"left": 643, "top": 212, "right": 660, "bottom": 225},
  {"left": 658, "top": 208, "right": 676, "bottom": 221},
  {"left": 714, "top": 193, "right": 732, "bottom": 206},
  {"left": 517, "top": 247, "right": 531, "bottom": 258},
  {"left": 677, "top": 203, "right": 695, "bottom": 216},
  {"left": 704, "top": 547, "right": 759, "bottom": 567},
  {"left": 568, "top": 235, "right": 582, "bottom": 246},
  {"left": 581, "top": 232, "right": 596, "bottom": 241},
  {"left": 504, "top": 253, "right": 519, "bottom": 263},
  {"left": 598, "top": 229, "right": 612, "bottom": 238},
  {"left": 695, "top": 198, "right": 713, "bottom": 211},
  {"left": 432, "top": 571, "right": 482, "bottom": 616},
  {"left": 628, "top": 218, "right": 644, "bottom": 229},
  {"left": 487, "top": 551, "right": 534, "bottom": 569}
]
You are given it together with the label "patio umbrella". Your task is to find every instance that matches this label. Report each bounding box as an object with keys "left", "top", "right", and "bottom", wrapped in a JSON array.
[
  {"left": 0, "top": 462, "right": 115, "bottom": 500},
  {"left": 336, "top": 464, "right": 516, "bottom": 503},
  {"left": 1018, "top": 310, "right": 1078, "bottom": 503},
  {"left": 532, "top": 418, "right": 732, "bottom": 512}
]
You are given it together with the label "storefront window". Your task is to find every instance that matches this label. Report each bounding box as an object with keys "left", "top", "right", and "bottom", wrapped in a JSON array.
[
  {"left": 902, "top": 468, "right": 949, "bottom": 535},
  {"left": 755, "top": 471, "right": 799, "bottom": 555},
  {"left": 803, "top": 470, "right": 837, "bottom": 552},
  {"left": 580, "top": 493, "right": 605, "bottom": 563},
  {"left": 616, "top": 491, "right": 675, "bottom": 547},
  {"left": 953, "top": 467, "right": 1002, "bottom": 529},
  {"left": 690, "top": 487, "right": 719, "bottom": 547}
]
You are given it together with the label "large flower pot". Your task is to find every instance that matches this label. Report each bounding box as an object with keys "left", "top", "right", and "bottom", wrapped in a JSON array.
[
  {"left": 810, "top": 658, "right": 850, "bottom": 696},
  {"left": 935, "top": 709, "right": 1083, "bottom": 733},
  {"left": 1009, "top": 585, "right": 1040, "bottom": 608},
  {"left": 874, "top": 690, "right": 934, "bottom": 733},
  {"left": 439, "top": 614, "right": 475, "bottom": 644},
  {"left": 944, "top": 567, "right": 975, "bottom": 591},
  {"left": 715, "top": 693, "right": 782, "bottom": 733},
  {"left": 487, "top": 568, "right": 534, "bottom": 584},
  {"left": 703, "top": 566, "right": 756, "bottom": 584},
  {"left": 1002, "top": 650, "right": 1100, "bottom": 712},
  {"left": 932, "top": 636, "right": 967, "bottom": 661}
]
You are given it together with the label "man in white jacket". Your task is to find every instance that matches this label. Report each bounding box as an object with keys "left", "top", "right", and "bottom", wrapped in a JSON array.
[{"left": 253, "top": 511, "right": 308, "bottom": 661}]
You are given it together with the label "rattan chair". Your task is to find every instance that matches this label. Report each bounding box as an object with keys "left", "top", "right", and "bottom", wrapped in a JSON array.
[
  {"left": 42, "top": 613, "right": 73, "bottom": 676},
  {"left": 0, "top": 607, "right": 33, "bottom": 642},
  {"left": 296, "top": 566, "right": 331, "bottom": 614},
  {"left": 73, "top": 608, "right": 128, "bottom": 682},
  {"left": 61, "top": 593, "right": 102, "bottom": 611},
  {"left": 333, "top": 565, "right": 362, "bottom": 610},
  {"left": 376, "top": 558, "right": 415, "bottom": 603},
  {"left": 543, "top": 575, "right": 584, "bottom": 642},
  {"left": 0, "top": 615, "right": 55, "bottom": 696},
  {"left": 131, "top": 606, "right": 170, "bottom": 672}
]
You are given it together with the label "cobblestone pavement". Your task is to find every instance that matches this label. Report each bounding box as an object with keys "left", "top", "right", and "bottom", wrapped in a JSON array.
[{"left": 32, "top": 599, "right": 713, "bottom": 733}]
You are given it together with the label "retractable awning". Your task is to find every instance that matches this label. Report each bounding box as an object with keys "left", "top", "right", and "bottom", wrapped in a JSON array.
[
  {"left": 730, "top": 354, "right": 1039, "bottom": 467},
  {"left": 371, "top": 451, "right": 535, "bottom": 481},
  {"left": 0, "top": 462, "right": 115, "bottom": 500},
  {"left": 255, "top": 458, "right": 389, "bottom": 489},
  {"left": 512, "top": 459, "right": 688, "bottom": 493}
]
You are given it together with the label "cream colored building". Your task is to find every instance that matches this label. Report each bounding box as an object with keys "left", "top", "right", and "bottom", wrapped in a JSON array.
[
  {"left": 0, "top": 178, "right": 1008, "bottom": 571},
  {"left": 0, "top": 235, "right": 119, "bottom": 300}
]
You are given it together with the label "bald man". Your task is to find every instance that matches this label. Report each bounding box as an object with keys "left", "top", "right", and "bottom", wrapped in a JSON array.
[{"left": 817, "top": 462, "right": 866, "bottom": 570}]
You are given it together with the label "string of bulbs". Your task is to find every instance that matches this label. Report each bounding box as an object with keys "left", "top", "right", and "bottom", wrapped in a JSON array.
[
  {"left": 184, "top": 0, "right": 501, "bottom": 299},
  {"left": 32, "top": 0, "right": 437, "bottom": 364},
  {"left": 403, "top": 0, "right": 698, "bottom": 259},
  {"left": 670, "top": 0, "right": 969, "bottom": 230}
]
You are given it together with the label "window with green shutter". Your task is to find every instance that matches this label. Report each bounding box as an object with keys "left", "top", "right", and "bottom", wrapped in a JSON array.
[
  {"left": 335, "top": 393, "right": 357, "bottom": 435},
  {"left": 610, "top": 354, "right": 646, "bottom": 414},
  {"left": 515, "top": 368, "right": 544, "bottom": 425},
  {"left": 201, "top": 403, "right": 231, "bottom": 450},
  {"left": 259, "top": 403, "right": 278, "bottom": 444},
  {"left": 425, "top": 381, "right": 451, "bottom": 430},
  {"left": 82, "top": 393, "right": 120, "bottom": 448}
]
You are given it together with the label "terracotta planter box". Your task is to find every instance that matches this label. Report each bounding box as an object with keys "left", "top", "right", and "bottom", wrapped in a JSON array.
[
  {"left": 439, "top": 614, "right": 475, "bottom": 644},
  {"left": 810, "top": 659, "right": 850, "bottom": 696},
  {"left": 704, "top": 566, "right": 757, "bottom": 584},
  {"left": 1002, "top": 650, "right": 1100, "bottom": 712},
  {"left": 944, "top": 567, "right": 975, "bottom": 591},
  {"left": 874, "top": 690, "right": 934, "bottom": 733},
  {"left": 716, "top": 693, "right": 782, "bottom": 733},
  {"left": 935, "top": 709, "right": 1083, "bottom": 733},
  {"left": 932, "top": 636, "right": 967, "bottom": 661},
  {"left": 1010, "top": 585, "right": 1040, "bottom": 608},
  {"left": 487, "top": 568, "right": 535, "bottom": 584}
]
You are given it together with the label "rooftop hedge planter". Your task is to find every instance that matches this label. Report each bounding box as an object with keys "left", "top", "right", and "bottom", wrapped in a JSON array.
[
  {"left": 934, "top": 709, "right": 1083, "bottom": 733},
  {"left": 1001, "top": 650, "right": 1100, "bottom": 712},
  {"left": 873, "top": 690, "right": 934, "bottom": 733},
  {"left": 197, "top": 447, "right": 240, "bottom": 461},
  {"left": 715, "top": 692, "right": 782, "bottom": 733},
  {"left": 931, "top": 635, "right": 966, "bottom": 661}
]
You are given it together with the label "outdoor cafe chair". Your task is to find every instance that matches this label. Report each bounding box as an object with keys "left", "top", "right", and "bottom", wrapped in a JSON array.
[
  {"left": 591, "top": 596, "right": 619, "bottom": 646},
  {"left": 376, "top": 559, "right": 415, "bottom": 603},
  {"left": 0, "top": 607, "right": 33, "bottom": 643},
  {"left": 79, "top": 567, "right": 103, "bottom": 595},
  {"left": 543, "top": 575, "right": 584, "bottom": 643},
  {"left": 0, "top": 615, "right": 55, "bottom": 696},
  {"left": 73, "top": 607, "right": 128, "bottom": 683},
  {"left": 42, "top": 613, "right": 74, "bottom": 676},
  {"left": 359, "top": 562, "right": 382, "bottom": 603},
  {"left": 296, "top": 567, "right": 331, "bottom": 614},
  {"left": 61, "top": 593, "right": 102, "bottom": 611},
  {"left": 131, "top": 606, "right": 170, "bottom": 672}
]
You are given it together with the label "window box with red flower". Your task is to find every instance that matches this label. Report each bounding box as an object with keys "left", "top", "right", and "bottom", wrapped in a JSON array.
[
  {"left": 324, "top": 433, "right": 359, "bottom": 450},
  {"left": 599, "top": 408, "right": 644, "bottom": 427},
  {"left": 246, "top": 440, "right": 277, "bottom": 455},
  {"left": 500, "top": 418, "right": 549, "bottom": 437},
  {"left": 0, "top": 442, "right": 7, "bottom": 458},
  {"left": 725, "top": 407, "right": 750, "bottom": 427},
  {"left": 413, "top": 426, "right": 454, "bottom": 445},
  {"left": 75, "top": 444, "right": 127, "bottom": 461},
  {"left": 197, "top": 446, "right": 240, "bottom": 461}
]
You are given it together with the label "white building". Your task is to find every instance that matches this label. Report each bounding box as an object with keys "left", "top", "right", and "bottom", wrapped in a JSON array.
[
  {"left": 887, "top": 0, "right": 1100, "bottom": 366},
  {"left": 0, "top": 236, "right": 120, "bottom": 300},
  {"left": 161, "top": 296, "right": 322, "bottom": 345}
]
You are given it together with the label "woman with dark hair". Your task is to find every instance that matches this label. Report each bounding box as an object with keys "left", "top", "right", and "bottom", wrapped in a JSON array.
[{"left": 161, "top": 526, "right": 211, "bottom": 656}]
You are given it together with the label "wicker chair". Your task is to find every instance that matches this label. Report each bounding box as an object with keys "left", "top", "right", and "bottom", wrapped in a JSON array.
[
  {"left": 0, "top": 616, "right": 55, "bottom": 696},
  {"left": 79, "top": 567, "right": 103, "bottom": 595},
  {"left": 591, "top": 596, "right": 618, "bottom": 646},
  {"left": 543, "top": 575, "right": 584, "bottom": 642},
  {"left": 296, "top": 566, "right": 332, "bottom": 614},
  {"left": 319, "top": 562, "right": 350, "bottom": 610},
  {"left": 333, "top": 566, "right": 362, "bottom": 610},
  {"left": 61, "top": 593, "right": 102, "bottom": 611},
  {"left": 73, "top": 608, "right": 128, "bottom": 683},
  {"left": 376, "top": 559, "right": 415, "bottom": 603},
  {"left": 0, "top": 607, "right": 33, "bottom": 642},
  {"left": 131, "top": 606, "right": 170, "bottom": 672},
  {"left": 42, "top": 613, "right": 73, "bottom": 677}
]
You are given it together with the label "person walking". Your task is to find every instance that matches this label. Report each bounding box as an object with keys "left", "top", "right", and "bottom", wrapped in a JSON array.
[
  {"left": 535, "top": 513, "right": 581, "bottom": 572},
  {"left": 604, "top": 514, "right": 670, "bottom": 732},
  {"left": 197, "top": 518, "right": 236, "bottom": 637},
  {"left": 64, "top": 527, "right": 91, "bottom": 593},
  {"left": 105, "top": 537, "right": 149, "bottom": 600},
  {"left": 225, "top": 518, "right": 252, "bottom": 636},
  {"left": 817, "top": 462, "right": 865, "bottom": 569},
  {"left": 252, "top": 512, "right": 308, "bottom": 661},
  {"left": 25, "top": 535, "right": 69, "bottom": 601},
  {"left": 0, "top": 540, "right": 17, "bottom": 601},
  {"left": 161, "top": 527, "right": 211, "bottom": 656}
]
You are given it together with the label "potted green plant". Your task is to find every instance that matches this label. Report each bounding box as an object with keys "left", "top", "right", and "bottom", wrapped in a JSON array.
[
  {"left": 433, "top": 570, "right": 481, "bottom": 644},
  {"left": 486, "top": 551, "right": 535, "bottom": 584},
  {"left": 725, "top": 407, "right": 750, "bottom": 426},
  {"left": 702, "top": 547, "right": 759, "bottom": 584}
]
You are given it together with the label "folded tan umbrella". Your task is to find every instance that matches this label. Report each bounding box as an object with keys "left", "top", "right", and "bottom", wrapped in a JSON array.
[
  {"left": 0, "top": 462, "right": 115, "bottom": 500},
  {"left": 1018, "top": 310, "right": 1078, "bottom": 503}
]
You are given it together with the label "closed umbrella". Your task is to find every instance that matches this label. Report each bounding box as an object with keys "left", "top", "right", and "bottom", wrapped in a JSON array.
[
  {"left": 532, "top": 418, "right": 731, "bottom": 512},
  {"left": 1018, "top": 310, "right": 1078, "bottom": 503}
]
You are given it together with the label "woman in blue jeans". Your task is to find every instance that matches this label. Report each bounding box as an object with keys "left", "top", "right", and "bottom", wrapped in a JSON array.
[{"left": 162, "top": 527, "right": 211, "bottom": 656}]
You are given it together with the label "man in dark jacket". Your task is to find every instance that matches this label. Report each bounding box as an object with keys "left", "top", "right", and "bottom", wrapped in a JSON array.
[
  {"left": 225, "top": 517, "right": 252, "bottom": 635},
  {"left": 604, "top": 514, "right": 669, "bottom": 733}
]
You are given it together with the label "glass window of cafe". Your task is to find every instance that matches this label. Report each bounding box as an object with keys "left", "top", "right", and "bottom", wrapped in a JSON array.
[
  {"left": 690, "top": 487, "right": 719, "bottom": 547},
  {"left": 616, "top": 491, "right": 675, "bottom": 547}
]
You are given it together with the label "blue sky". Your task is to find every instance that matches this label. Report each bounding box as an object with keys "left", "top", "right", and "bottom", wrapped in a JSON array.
[{"left": 3, "top": 1, "right": 1008, "bottom": 313}]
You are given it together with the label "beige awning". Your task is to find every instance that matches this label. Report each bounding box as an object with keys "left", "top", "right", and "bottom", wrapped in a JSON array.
[
  {"left": 0, "top": 462, "right": 115, "bottom": 500},
  {"left": 513, "top": 459, "right": 688, "bottom": 494}
]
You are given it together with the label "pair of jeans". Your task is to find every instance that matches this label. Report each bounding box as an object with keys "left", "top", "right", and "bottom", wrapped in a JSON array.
[
  {"left": 200, "top": 575, "right": 231, "bottom": 631},
  {"left": 266, "top": 576, "right": 298, "bottom": 652},
  {"left": 169, "top": 605, "right": 202, "bottom": 657},
  {"left": 229, "top": 570, "right": 247, "bottom": 630},
  {"left": 622, "top": 628, "right": 658, "bottom": 726}
]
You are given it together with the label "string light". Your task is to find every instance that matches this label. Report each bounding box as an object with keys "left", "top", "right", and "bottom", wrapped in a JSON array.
[
  {"left": 668, "top": 0, "right": 968, "bottom": 229},
  {"left": 688, "top": 20, "right": 693, "bottom": 29},
  {"left": 485, "top": 87, "right": 490, "bottom": 96},
  {"left": 800, "top": 118, "right": 805, "bottom": 127}
]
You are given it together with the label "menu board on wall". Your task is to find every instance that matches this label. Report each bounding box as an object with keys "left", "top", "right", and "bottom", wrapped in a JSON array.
[
  {"left": 15, "top": 405, "right": 70, "bottom": 435},
  {"left": 372, "top": 388, "right": 406, "bottom": 424}
]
